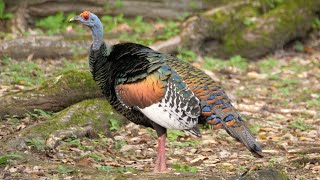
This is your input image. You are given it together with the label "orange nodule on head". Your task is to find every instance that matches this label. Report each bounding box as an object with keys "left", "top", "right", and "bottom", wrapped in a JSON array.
[{"left": 80, "top": 11, "right": 91, "bottom": 20}]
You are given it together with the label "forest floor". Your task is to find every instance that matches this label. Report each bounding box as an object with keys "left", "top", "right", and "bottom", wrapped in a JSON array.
[{"left": 1, "top": 18, "right": 320, "bottom": 179}]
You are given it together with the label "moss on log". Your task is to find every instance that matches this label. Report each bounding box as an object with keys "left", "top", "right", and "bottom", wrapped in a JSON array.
[
  {"left": 0, "top": 70, "right": 102, "bottom": 119},
  {"left": 180, "top": 0, "right": 320, "bottom": 59},
  {"left": 4, "top": 98, "right": 125, "bottom": 150}
]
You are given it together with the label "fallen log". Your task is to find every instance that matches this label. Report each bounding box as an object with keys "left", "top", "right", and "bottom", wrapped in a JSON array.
[
  {"left": 0, "top": 34, "right": 175, "bottom": 60},
  {"left": 0, "top": 70, "right": 103, "bottom": 119},
  {"left": 4, "top": 0, "right": 221, "bottom": 32},
  {"left": 180, "top": 0, "right": 320, "bottom": 59}
]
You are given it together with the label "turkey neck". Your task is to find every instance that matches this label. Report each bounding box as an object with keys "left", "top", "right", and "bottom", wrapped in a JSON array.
[{"left": 90, "top": 18, "right": 106, "bottom": 51}]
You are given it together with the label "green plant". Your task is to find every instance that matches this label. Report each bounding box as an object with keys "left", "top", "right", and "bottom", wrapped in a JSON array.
[
  {"left": 268, "top": 157, "right": 278, "bottom": 167},
  {"left": 156, "top": 20, "right": 180, "bottom": 40},
  {"left": 173, "top": 164, "right": 198, "bottom": 173},
  {"left": 88, "top": 152, "right": 105, "bottom": 162},
  {"left": 258, "top": 58, "right": 279, "bottom": 73},
  {"left": 1, "top": 60, "right": 45, "bottom": 86},
  {"left": 276, "top": 78, "right": 298, "bottom": 88},
  {"left": 249, "top": 125, "right": 261, "bottom": 135},
  {"left": 129, "top": 16, "right": 152, "bottom": 33},
  {"left": 98, "top": 165, "right": 136, "bottom": 173},
  {"left": 0, "top": 153, "right": 22, "bottom": 166},
  {"left": 167, "top": 130, "right": 185, "bottom": 141},
  {"left": 109, "top": 119, "right": 121, "bottom": 131},
  {"left": 188, "top": 0, "right": 198, "bottom": 9},
  {"left": 56, "top": 60, "right": 87, "bottom": 74},
  {"left": 115, "top": 140, "right": 127, "bottom": 150},
  {"left": 36, "top": 12, "right": 76, "bottom": 35},
  {"left": 293, "top": 41, "right": 304, "bottom": 52},
  {"left": 55, "top": 165, "right": 75, "bottom": 174},
  {"left": 289, "top": 119, "right": 309, "bottom": 131},
  {"left": 311, "top": 17, "right": 320, "bottom": 30},
  {"left": 243, "top": 17, "right": 255, "bottom": 26},
  {"left": 262, "top": 0, "right": 284, "bottom": 9},
  {"left": 229, "top": 55, "right": 248, "bottom": 71},
  {"left": 306, "top": 94, "right": 320, "bottom": 108},
  {"left": 26, "top": 109, "right": 53, "bottom": 120},
  {"left": 25, "top": 138, "right": 45, "bottom": 150},
  {"left": 177, "top": 48, "right": 197, "bottom": 63},
  {"left": 172, "top": 139, "right": 199, "bottom": 147},
  {"left": 204, "top": 55, "right": 248, "bottom": 72},
  {"left": 0, "top": 0, "right": 13, "bottom": 20},
  {"left": 64, "top": 137, "right": 81, "bottom": 147},
  {"left": 115, "top": 0, "right": 124, "bottom": 8}
]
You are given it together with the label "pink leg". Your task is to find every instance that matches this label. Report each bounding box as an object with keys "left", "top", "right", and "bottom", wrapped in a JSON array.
[{"left": 154, "top": 133, "right": 167, "bottom": 172}]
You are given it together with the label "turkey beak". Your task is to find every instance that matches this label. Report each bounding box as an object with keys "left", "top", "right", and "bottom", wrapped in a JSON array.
[{"left": 69, "top": 16, "right": 81, "bottom": 23}]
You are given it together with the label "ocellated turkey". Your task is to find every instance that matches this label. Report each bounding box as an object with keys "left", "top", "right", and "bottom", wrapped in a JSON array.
[{"left": 69, "top": 11, "right": 263, "bottom": 172}]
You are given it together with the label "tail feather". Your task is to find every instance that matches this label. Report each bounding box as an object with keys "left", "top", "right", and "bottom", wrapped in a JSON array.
[
  {"left": 184, "top": 126, "right": 202, "bottom": 137},
  {"left": 222, "top": 121, "right": 263, "bottom": 158}
]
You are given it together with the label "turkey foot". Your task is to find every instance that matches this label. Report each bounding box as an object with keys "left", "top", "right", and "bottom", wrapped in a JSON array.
[{"left": 154, "top": 133, "right": 167, "bottom": 172}]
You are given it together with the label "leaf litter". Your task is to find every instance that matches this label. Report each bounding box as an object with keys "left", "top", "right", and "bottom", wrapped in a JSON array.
[{"left": 1, "top": 40, "right": 320, "bottom": 179}]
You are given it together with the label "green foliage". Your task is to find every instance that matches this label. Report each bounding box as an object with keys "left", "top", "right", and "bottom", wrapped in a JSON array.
[
  {"left": 98, "top": 165, "right": 136, "bottom": 173},
  {"left": 64, "top": 137, "right": 81, "bottom": 148},
  {"left": 249, "top": 125, "right": 261, "bottom": 135},
  {"left": 172, "top": 139, "right": 199, "bottom": 147},
  {"left": 311, "top": 17, "right": 320, "bottom": 30},
  {"left": 293, "top": 41, "right": 304, "bottom": 52},
  {"left": 243, "top": 17, "right": 255, "bottom": 26},
  {"left": 268, "top": 157, "right": 278, "bottom": 167},
  {"left": 306, "top": 94, "right": 320, "bottom": 108},
  {"left": 156, "top": 20, "right": 180, "bottom": 40},
  {"left": 261, "top": 0, "right": 284, "bottom": 9},
  {"left": 289, "top": 119, "right": 309, "bottom": 131},
  {"left": 204, "top": 55, "right": 248, "bottom": 72},
  {"left": 258, "top": 58, "right": 279, "bottom": 73},
  {"left": 55, "top": 165, "right": 75, "bottom": 174},
  {"left": 177, "top": 48, "right": 197, "bottom": 63},
  {"left": 36, "top": 12, "right": 76, "bottom": 35},
  {"left": 0, "top": 58, "right": 45, "bottom": 86},
  {"left": 100, "top": 14, "right": 180, "bottom": 45},
  {"left": 26, "top": 109, "right": 53, "bottom": 120},
  {"left": 115, "top": 0, "right": 124, "bottom": 8},
  {"left": 288, "top": 63, "right": 307, "bottom": 74},
  {"left": 0, "top": 0, "right": 13, "bottom": 20},
  {"left": 276, "top": 78, "right": 298, "bottom": 88},
  {"left": 88, "top": 152, "right": 105, "bottom": 162},
  {"left": 115, "top": 140, "right": 127, "bottom": 150},
  {"left": 0, "top": 153, "right": 23, "bottom": 166},
  {"left": 130, "top": 16, "right": 152, "bottom": 33},
  {"left": 167, "top": 129, "right": 185, "bottom": 141},
  {"left": 109, "top": 119, "right": 120, "bottom": 131},
  {"left": 188, "top": 0, "right": 198, "bottom": 9},
  {"left": 56, "top": 60, "right": 87, "bottom": 74},
  {"left": 229, "top": 55, "right": 248, "bottom": 71},
  {"left": 173, "top": 164, "right": 198, "bottom": 173},
  {"left": 25, "top": 138, "right": 45, "bottom": 151}
]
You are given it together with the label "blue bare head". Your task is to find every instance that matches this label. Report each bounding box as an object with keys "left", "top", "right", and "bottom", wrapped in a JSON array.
[{"left": 69, "top": 11, "right": 104, "bottom": 50}]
